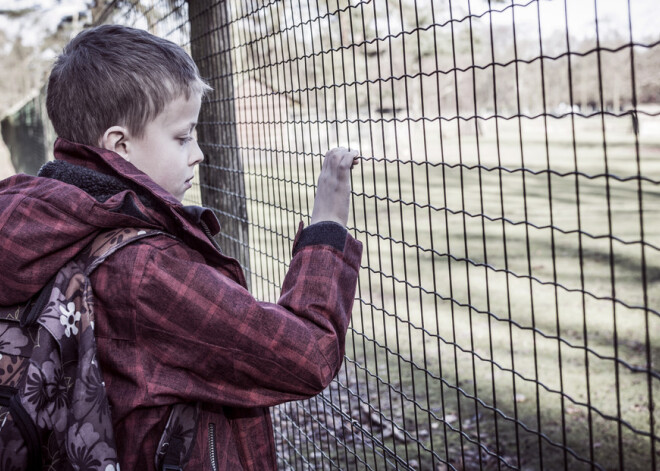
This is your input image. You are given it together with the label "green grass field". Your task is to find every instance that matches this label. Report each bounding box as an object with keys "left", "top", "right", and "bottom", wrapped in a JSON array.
[{"left": 189, "top": 114, "right": 659, "bottom": 470}]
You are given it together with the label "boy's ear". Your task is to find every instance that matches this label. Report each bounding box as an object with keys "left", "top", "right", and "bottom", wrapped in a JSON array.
[{"left": 99, "top": 126, "right": 130, "bottom": 161}]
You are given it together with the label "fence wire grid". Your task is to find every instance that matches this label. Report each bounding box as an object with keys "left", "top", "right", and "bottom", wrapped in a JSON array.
[{"left": 84, "top": 0, "right": 660, "bottom": 469}]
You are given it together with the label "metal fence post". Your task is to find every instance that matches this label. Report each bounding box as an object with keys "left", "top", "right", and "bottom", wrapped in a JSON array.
[{"left": 188, "top": 0, "right": 250, "bottom": 280}]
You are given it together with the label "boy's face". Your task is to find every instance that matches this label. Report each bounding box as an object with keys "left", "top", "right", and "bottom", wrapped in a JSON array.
[{"left": 124, "top": 93, "right": 203, "bottom": 201}]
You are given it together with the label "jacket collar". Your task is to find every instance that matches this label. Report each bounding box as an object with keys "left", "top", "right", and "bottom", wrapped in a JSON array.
[
  {"left": 49, "top": 138, "right": 248, "bottom": 287},
  {"left": 52, "top": 137, "right": 221, "bottom": 236},
  {"left": 54, "top": 137, "right": 180, "bottom": 206}
]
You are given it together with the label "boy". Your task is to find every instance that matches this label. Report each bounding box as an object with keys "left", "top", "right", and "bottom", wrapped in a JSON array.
[{"left": 0, "top": 24, "right": 361, "bottom": 470}]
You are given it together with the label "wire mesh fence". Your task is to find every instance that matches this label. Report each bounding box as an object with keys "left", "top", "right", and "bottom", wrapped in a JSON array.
[{"left": 9, "top": 0, "right": 660, "bottom": 469}]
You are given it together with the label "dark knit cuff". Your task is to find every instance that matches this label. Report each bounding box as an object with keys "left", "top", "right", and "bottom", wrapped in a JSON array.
[{"left": 292, "top": 221, "right": 348, "bottom": 256}]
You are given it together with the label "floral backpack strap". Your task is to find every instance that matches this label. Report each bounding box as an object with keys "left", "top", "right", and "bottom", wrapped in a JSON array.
[
  {"left": 53, "top": 228, "right": 171, "bottom": 365},
  {"left": 59, "top": 228, "right": 173, "bottom": 466},
  {"left": 0, "top": 227, "right": 171, "bottom": 471},
  {"left": 84, "top": 228, "right": 168, "bottom": 272},
  {"left": 155, "top": 403, "right": 201, "bottom": 471}
]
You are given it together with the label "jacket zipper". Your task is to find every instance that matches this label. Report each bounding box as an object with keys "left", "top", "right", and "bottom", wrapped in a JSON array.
[
  {"left": 200, "top": 220, "right": 223, "bottom": 253},
  {"left": 208, "top": 422, "right": 218, "bottom": 471}
]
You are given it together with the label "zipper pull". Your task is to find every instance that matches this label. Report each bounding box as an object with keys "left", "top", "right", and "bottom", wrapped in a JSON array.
[{"left": 208, "top": 422, "right": 219, "bottom": 471}]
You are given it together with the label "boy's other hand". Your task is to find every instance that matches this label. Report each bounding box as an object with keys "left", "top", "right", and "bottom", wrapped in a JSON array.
[{"left": 310, "top": 147, "right": 360, "bottom": 227}]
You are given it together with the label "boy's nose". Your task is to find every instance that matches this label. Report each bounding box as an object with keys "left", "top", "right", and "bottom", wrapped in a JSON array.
[{"left": 190, "top": 141, "right": 204, "bottom": 165}]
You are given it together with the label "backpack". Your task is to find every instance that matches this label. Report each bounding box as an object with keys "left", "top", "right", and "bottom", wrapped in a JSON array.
[{"left": 0, "top": 227, "right": 199, "bottom": 471}]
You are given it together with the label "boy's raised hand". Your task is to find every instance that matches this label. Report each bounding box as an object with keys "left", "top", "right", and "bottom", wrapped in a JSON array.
[{"left": 310, "top": 147, "right": 360, "bottom": 227}]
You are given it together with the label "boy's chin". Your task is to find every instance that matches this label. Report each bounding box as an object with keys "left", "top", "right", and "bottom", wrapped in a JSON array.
[{"left": 170, "top": 190, "right": 185, "bottom": 202}]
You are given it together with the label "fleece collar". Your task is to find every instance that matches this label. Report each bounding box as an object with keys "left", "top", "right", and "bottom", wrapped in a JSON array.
[
  {"left": 39, "top": 159, "right": 147, "bottom": 204},
  {"left": 49, "top": 137, "right": 221, "bottom": 236}
]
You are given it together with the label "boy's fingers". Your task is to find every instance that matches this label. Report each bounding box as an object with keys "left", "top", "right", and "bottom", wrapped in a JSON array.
[
  {"left": 323, "top": 147, "right": 359, "bottom": 171},
  {"left": 340, "top": 149, "right": 359, "bottom": 165},
  {"left": 321, "top": 148, "right": 360, "bottom": 177},
  {"left": 351, "top": 152, "right": 360, "bottom": 168},
  {"left": 341, "top": 151, "right": 356, "bottom": 168}
]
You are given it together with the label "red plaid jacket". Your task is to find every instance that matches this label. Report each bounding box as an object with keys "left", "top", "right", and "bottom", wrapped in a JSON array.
[{"left": 0, "top": 138, "right": 362, "bottom": 470}]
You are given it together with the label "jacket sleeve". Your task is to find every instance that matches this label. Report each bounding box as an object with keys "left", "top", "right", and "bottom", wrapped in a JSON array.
[{"left": 133, "top": 222, "right": 362, "bottom": 409}]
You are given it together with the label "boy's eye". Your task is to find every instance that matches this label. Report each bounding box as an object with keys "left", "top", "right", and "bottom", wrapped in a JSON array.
[{"left": 179, "top": 136, "right": 193, "bottom": 144}]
